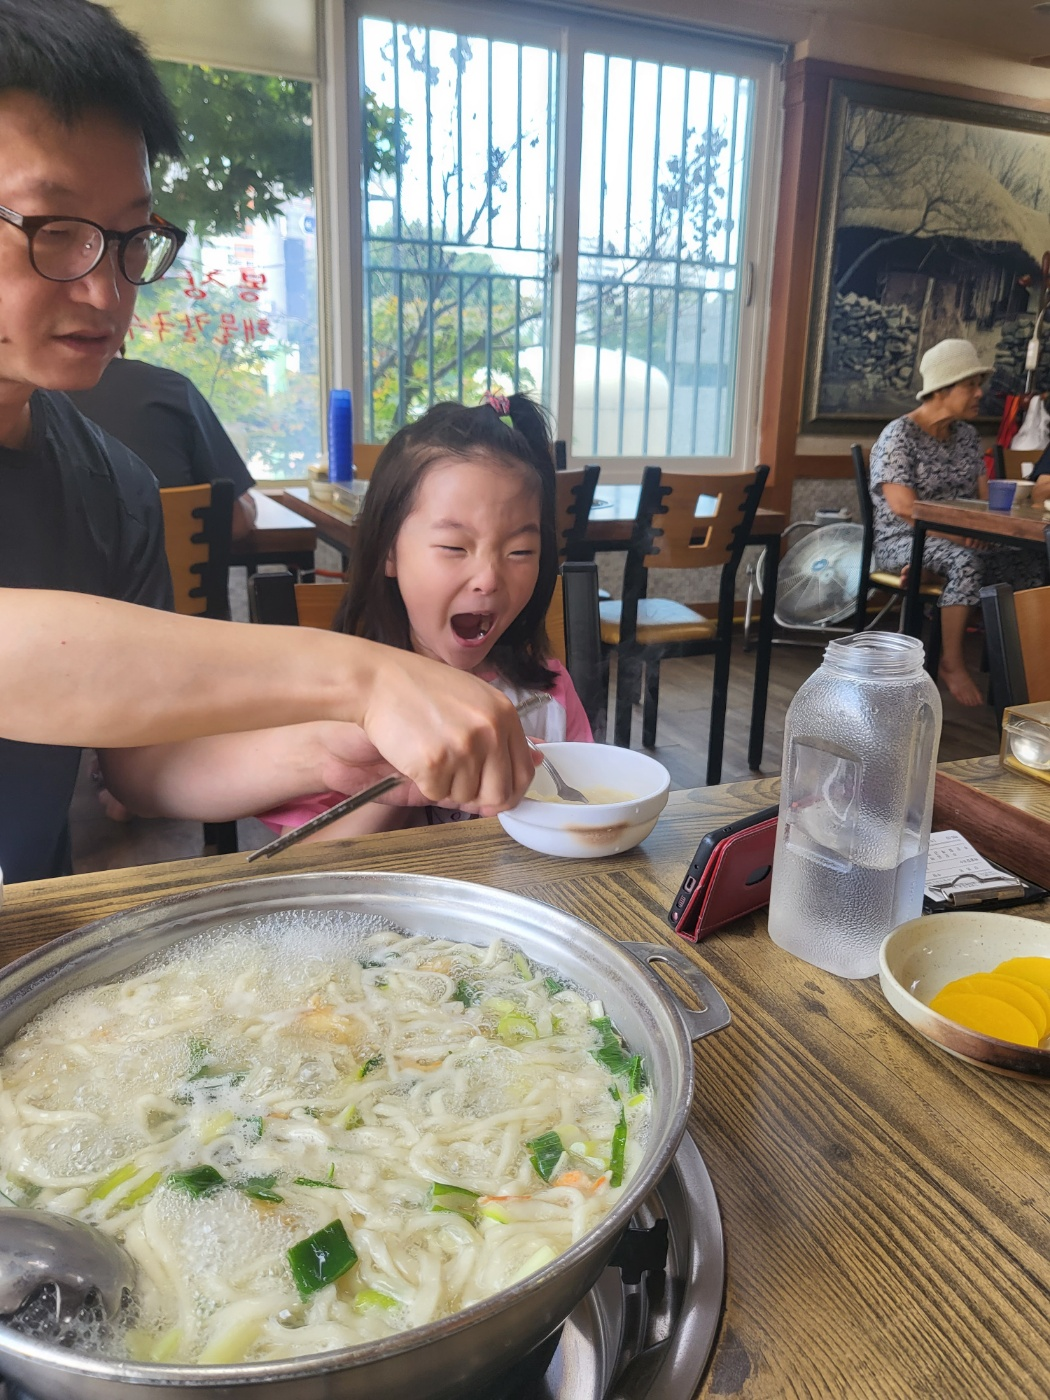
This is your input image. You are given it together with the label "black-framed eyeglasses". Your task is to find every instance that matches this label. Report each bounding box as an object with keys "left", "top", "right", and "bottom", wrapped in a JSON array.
[{"left": 0, "top": 205, "right": 187, "bottom": 285}]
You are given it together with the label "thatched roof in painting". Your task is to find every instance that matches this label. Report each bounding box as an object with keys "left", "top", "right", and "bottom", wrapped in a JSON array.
[{"left": 838, "top": 153, "right": 1050, "bottom": 270}]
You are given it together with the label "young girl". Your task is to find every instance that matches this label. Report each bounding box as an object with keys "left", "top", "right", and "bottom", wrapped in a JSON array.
[{"left": 260, "top": 393, "right": 592, "bottom": 839}]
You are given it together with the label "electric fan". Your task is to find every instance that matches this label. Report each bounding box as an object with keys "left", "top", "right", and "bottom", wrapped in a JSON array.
[{"left": 772, "top": 521, "right": 864, "bottom": 629}]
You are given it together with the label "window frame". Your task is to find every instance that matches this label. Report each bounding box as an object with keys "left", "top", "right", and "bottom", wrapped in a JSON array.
[{"left": 339, "top": 0, "right": 783, "bottom": 479}]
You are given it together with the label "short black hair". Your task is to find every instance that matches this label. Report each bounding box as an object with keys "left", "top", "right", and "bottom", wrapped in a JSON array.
[{"left": 0, "top": 0, "right": 181, "bottom": 161}]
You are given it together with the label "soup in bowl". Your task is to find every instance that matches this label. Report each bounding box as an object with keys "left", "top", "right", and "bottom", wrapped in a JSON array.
[{"left": 498, "top": 743, "right": 670, "bottom": 858}]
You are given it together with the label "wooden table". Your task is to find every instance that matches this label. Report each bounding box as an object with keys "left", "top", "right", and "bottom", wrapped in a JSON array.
[
  {"left": 3, "top": 767, "right": 1047, "bottom": 1398},
  {"left": 230, "top": 489, "right": 317, "bottom": 575},
  {"left": 903, "top": 496, "right": 1049, "bottom": 635},
  {"left": 276, "top": 484, "right": 786, "bottom": 772}
]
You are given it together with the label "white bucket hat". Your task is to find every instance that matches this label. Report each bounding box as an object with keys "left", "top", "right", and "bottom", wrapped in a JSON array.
[{"left": 916, "top": 339, "right": 992, "bottom": 399}]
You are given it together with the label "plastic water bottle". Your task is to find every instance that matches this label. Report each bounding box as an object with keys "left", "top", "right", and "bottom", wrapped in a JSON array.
[
  {"left": 768, "top": 633, "right": 942, "bottom": 979},
  {"left": 328, "top": 389, "right": 354, "bottom": 483}
]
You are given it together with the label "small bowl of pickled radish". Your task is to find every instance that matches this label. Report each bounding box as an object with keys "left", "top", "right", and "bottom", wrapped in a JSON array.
[
  {"left": 879, "top": 911, "right": 1050, "bottom": 1079},
  {"left": 498, "top": 742, "right": 670, "bottom": 858}
]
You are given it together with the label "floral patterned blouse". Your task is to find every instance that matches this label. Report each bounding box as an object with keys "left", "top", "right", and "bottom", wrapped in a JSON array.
[{"left": 868, "top": 416, "right": 983, "bottom": 550}]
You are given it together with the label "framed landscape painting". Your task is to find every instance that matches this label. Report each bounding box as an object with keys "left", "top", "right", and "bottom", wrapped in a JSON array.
[{"left": 801, "top": 80, "right": 1050, "bottom": 432}]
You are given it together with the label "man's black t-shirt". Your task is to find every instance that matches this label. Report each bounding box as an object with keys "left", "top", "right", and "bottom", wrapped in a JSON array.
[
  {"left": 68, "top": 357, "right": 255, "bottom": 497},
  {"left": 0, "top": 391, "right": 173, "bottom": 884}
]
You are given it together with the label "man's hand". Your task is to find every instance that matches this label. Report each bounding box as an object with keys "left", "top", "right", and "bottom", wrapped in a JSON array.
[{"left": 353, "top": 649, "right": 538, "bottom": 815}]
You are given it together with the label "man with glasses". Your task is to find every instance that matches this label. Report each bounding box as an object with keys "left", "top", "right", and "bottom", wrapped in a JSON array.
[{"left": 0, "top": 0, "right": 535, "bottom": 883}]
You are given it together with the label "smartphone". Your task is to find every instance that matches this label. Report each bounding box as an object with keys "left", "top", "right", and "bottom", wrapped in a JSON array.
[{"left": 668, "top": 804, "right": 779, "bottom": 941}]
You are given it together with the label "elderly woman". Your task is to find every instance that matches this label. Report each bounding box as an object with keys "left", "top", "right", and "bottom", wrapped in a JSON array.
[{"left": 869, "top": 338, "right": 1045, "bottom": 707}]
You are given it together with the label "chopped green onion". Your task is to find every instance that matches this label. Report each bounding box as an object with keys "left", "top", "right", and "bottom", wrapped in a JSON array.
[
  {"left": 428, "top": 1181, "right": 479, "bottom": 1217},
  {"left": 544, "top": 976, "right": 565, "bottom": 997},
  {"left": 242, "top": 1116, "right": 265, "bottom": 1142},
  {"left": 342, "top": 1106, "right": 362, "bottom": 1130},
  {"left": 294, "top": 1175, "right": 342, "bottom": 1190},
  {"left": 478, "top": 1201, "right": 510, "bottom": 1223},
  {"left": 238, "top": 1173, "right": 284, "bottom": 1204},
  {"left": 167, "top": 1165, "right": 225, "bottom": 1198},
  {"left": 299, "top": 1106, "right": 323, "bottom": 1119},
  {"left": 187, "top": 1035, "right": 210, "bottom": 1076},
  {"left": 627, "top": 1093, "right": 647, "bottom": 1109},
  {"left": 118, "top": 1171, "right": 163, "bottom": 1210},
  {"left": 527, "top": 1131, "right": 565, "bottom": 1183},
  {"left": 87, "top": 1162, "right": 139, "bottom": 1202},
  {"left": 626, "top": 1054, "right": 646, "bottom": 1096},
  {"left": 451, "top": 979, "right": 478, "bottom": 1007},
  {"left": 497, "top": 1011, "right": 538, "bottom": 1045},
  {"left": 357, "top": 1055, "right": 383, "bottom": 1078},
  {"left": 353, "top": 1287, "right": 399, "bottom": 1313},
  {"left": 512, "top": 951, "right": 533, "bottom": 980},
  {"left": 590, "top": 1017, "right": 633, "bottom": 1077},
  {"left": 609, "top": 1108, "right": 627, "bottom": 1188},
  {"left": 287, "top": 1220, "right": 358, "bottom": 1298}
]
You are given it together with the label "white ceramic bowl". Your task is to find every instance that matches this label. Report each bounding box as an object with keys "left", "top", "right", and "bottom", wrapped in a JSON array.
[
  {"left": 498, "top": 742, "right": 670, "bottom": 858},
  {"left": 879, "top": 910, "right": 1050, "bottom": 1079}
]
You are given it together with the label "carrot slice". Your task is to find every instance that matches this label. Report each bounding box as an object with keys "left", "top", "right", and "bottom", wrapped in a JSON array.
[
  {"left": 928, "top": 991, "right": 1039, "bottom": 1047},
  {"left": 939, "top": 975, "right": 1046, "bottom": 1038}
]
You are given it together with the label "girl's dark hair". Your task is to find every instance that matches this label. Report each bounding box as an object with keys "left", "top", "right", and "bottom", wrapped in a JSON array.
[
  {"left": 336, "top": 395, "right": 559, "bottom": 690},
  {"left": 0, "top": 0, "right": 181, "bottom": 162}
]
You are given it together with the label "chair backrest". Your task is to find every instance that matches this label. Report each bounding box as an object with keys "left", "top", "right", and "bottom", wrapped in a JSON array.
[
  {"left": 160, "top": 479, "right": 234, "bottom": 619},
  {"left": 554, "top": 465, "right": 599, "bottom": 557},
  {"left": 352, "top": 443, "right": 384, "bottom": 481},
  {"left": 635, "top": 465, "right": 768, "bottom": 571},
  {"left": 249, "top": 571, "right": 346, "bottom": 628},
  {"left": 999, "top": 447, "right": 1041, "bottom": 481},
  {"left": 980, "top": 580, "right": 1050, "bottom": 722},
  {"left": 249, "top": 562, "right": 605, "bottom": 735}
]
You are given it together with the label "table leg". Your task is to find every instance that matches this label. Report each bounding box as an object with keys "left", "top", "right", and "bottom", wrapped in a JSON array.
[
  {"left": 748, "top": 538, "right": 779, "bottom": 771},
  {"left": 903, "top": 523, "right": 927, "bottom": 637}
]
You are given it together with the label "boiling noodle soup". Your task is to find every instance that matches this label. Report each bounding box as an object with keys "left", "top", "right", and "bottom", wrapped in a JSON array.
[{"left": 0, "top": 914, "right": 651, "bottom": 1365}]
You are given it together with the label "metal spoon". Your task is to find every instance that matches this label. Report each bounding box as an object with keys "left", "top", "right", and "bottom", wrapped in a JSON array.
[
  {"left": 0, "top": 1209, "right": 135, "bottom": 1335},
  {"left": 526, "top": 739, "right": 590, "bottom": 804}
]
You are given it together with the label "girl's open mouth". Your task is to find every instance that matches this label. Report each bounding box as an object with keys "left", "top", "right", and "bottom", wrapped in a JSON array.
[{"left": 450, "top": 612, "right": 495, "bottom": 643}]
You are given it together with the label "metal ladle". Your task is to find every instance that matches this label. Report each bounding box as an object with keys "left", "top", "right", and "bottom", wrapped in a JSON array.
[{"left": 0, "top": 1209, "right": 135, "bottom": 1337}]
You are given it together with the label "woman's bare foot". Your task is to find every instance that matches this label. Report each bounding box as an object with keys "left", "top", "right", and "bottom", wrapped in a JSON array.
[{"left": 938, "top": 662, "right": 982, "bottom": 707}]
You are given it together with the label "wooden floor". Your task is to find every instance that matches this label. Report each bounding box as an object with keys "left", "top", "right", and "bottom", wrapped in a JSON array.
[{"left": 70, "top": 622, "right": 1001, "bottom": 875}]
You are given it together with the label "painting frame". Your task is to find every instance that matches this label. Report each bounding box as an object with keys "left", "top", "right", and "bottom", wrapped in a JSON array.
[{"left": 801, "top": 79, "right": 1050, "bottom": 434}]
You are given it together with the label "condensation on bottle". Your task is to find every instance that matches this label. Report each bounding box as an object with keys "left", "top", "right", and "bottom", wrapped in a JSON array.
[{"left": 768, "top": 632, "right": 942, "bottom": 979}]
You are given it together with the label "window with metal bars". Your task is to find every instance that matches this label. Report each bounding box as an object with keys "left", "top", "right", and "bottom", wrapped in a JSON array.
[{"left": 355, "top": 6, "right": 776, "bottom": 471}]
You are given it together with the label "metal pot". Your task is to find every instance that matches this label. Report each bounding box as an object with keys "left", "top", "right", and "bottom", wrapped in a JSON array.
[{"left": 0, "top": 872, "right": 729, "bottom": 1399}]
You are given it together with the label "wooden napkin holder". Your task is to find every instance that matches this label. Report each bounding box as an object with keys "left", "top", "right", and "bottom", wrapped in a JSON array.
[{"left": 933, "top": 770, "right": 1050, "bottom": 890}]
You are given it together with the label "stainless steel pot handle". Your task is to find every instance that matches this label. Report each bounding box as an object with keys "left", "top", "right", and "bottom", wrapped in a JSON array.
[{"left": 622, "top": 942, "right": 731, "bottom": 1042}]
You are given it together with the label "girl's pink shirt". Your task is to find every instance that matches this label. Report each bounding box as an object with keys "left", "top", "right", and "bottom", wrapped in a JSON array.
[{"left": 259, "top": 659, "right": 593, "bottom": 833}]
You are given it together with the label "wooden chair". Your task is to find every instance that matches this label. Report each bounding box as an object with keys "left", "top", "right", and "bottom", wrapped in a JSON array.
[
  {"left": 851, "top": 443, "right": 943, "bottom": 675},
  {"left": 555, "top": 465, "right": 599, "bottom": 560},
  {"left": 993, "top": 445, "right": 1044, "bottom": 481},
  {"left": 158, "top": 480, "right": 238, "bottom": 853},
  {"left": 980, "top": 573, "right": 1050, "bottom": 724},
  {"left": 599, "top": 464, "right": 768, "bottom": 784},
  {"left": 249, "top": 563, "right": 607, "bottom": 739},
  {"left": 352, "top": 443, "right": 384, "bottom": 481},
  {"left": 160, "top": 480, "right": 235, "bottom": 620}
]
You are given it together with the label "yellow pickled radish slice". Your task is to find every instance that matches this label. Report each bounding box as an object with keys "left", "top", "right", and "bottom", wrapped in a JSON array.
[
  {"left": 994, "top": 956, "right": 1050, "bottom": 996},
  {"left": 991, "top": 973, "right": 1050, "bottom": 1029},
  {"left": 940, "top": 974, "right": 1047, "bottom": 1038},
  {"left": 928, "top": 991, "right": 1039, "bottom": 1047}
]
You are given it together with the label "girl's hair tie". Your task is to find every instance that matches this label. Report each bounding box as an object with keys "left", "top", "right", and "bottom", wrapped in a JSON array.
[{"left": 481, "top": 391, "right": 513, "bottom": 427}]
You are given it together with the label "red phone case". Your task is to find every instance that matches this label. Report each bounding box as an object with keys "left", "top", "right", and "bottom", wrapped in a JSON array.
[{"left": 673, "top": 816, "right": 778, "bottom": 942}]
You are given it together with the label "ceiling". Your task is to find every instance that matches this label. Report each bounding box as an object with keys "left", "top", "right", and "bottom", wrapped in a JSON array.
[{"left": 749, "top": 0, "right": 1050, "bottom": 65}]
